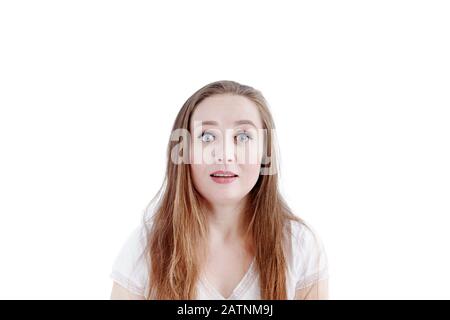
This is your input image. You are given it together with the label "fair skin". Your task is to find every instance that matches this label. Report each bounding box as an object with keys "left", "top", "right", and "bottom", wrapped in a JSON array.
[
  {"left": 188, "top": 94, "right": 263, "bottom": 299},
  {"left": 110, "top": 279, "right": 328, "bottom": 300},
  {"left": 110, "top": 94, "right": 328, "bottom": 299}
]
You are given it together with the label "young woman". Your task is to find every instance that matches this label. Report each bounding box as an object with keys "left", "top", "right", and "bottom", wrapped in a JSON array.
[{"left": 110, "top": 80, "right": 329, "bottom": 300}]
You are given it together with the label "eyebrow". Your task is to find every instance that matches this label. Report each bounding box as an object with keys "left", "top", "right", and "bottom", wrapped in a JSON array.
[{"left": 195, "top": 120, "right": 258, "bottom": 128}]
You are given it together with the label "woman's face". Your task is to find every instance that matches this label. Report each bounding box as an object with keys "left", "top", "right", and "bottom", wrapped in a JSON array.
[{"left": 189, "top": 94, "right": 265, "bottom": 206}]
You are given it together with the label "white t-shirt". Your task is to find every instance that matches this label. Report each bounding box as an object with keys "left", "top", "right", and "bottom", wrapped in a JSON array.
[{"left": 110, "top": 218, "right": 329, "bottom": 299}]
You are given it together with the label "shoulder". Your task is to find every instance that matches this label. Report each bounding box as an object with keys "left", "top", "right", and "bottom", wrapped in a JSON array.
[
  {"left": 287, "top": 218, "right": 329, "bottom": 290},
  {"left": 110, "top": 219, "right": 153, "bottom": 298},
  {"left": 288, "top": 218, "right": 322, "bottom": 249}
]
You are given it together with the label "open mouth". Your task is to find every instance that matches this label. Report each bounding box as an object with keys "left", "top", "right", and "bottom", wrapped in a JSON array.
[
  {"left": 209, "top": 170, "right": 238, "bottom": 178},
  {"left": 209, "top": 170, "right": 239, "bottom": 184}
]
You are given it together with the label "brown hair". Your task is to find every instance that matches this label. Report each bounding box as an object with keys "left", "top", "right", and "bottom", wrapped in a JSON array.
[{"left": 143, "top": 80, "right": 303, "bottom": 299}]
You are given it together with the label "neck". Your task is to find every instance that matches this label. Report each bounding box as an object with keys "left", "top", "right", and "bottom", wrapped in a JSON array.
[{"left": 205, "top": 197, "right": 250, "bottom": 244}]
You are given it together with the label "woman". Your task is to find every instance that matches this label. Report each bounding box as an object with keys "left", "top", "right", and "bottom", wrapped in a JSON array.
[{"left": 110, "top": 80, "right": 329, "bottom": 300}]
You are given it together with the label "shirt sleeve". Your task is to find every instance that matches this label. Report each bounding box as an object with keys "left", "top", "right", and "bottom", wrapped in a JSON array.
[
  {"left": 110, "top": 223, "right": 150, "bottom": 298},
  {"left": 293, "top": 221, "right": 329, "bottom": 291}
]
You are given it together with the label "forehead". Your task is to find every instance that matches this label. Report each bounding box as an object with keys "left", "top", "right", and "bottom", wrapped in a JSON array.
[{"left": 190, "top": 94, "right": 263, "bottom": 129}]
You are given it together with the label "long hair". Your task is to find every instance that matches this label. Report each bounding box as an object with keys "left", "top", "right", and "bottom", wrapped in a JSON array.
[{"left": 143, "top": 80, "right": 303, "bottom": 299}]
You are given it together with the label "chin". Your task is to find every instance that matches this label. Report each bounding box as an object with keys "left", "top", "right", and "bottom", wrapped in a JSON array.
[{"left": 207, "top": 194, "right": 242, "bottom": 204}]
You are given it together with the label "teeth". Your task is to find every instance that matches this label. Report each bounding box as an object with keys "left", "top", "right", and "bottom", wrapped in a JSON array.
[{"left": 211, "top": 174, "right": 235, "bottom": 177}]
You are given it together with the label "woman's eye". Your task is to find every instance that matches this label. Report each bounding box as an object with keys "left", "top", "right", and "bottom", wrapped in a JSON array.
[
  {"left": 236, "top": 132, "right": 252, "bottom": 143},
  {"left": 199, "top": 131, "right": 215, "bottom": 143}
]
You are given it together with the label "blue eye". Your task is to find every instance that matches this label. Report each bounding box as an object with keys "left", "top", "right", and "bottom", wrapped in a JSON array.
[
  {"left": 198, "top": 131, "right": 215, "bottom": 143},
  {"left": 236, "top": 132, "right": 252, "bottom": 143}
]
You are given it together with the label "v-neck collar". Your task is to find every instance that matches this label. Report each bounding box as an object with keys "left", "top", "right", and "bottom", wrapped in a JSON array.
[{"left": 199, "top": 256, "right": 257, "bottom": 300}]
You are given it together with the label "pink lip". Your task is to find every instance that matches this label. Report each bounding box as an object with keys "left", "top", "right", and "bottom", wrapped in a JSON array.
[{"left": 210, "top": 170, "right": 238, "bottom": 184}]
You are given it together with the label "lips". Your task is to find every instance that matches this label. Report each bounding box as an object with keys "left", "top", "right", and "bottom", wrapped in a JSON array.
[
  {"left": 210, "top": 170, "right": 238, "bottom": 184},
  {"left": 209, "top": 170, "right": 239, "bottom": 177}
]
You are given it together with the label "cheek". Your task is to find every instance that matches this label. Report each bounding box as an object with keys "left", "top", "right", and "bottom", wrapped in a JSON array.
[
  {"left": 190, "top": 164, "right": 214, "bottom": 195},
  {"left": 236, "top": 138, "right": 264, "bottom": 166},
  {"left": 190, "top": 141, "right": 215, "bottom": 165},
  {"left": 190, "top": 164, "right": 206, "bottom": 182},
  {"left": 240, "top": 164, "right": 261, "bottom": 185}
]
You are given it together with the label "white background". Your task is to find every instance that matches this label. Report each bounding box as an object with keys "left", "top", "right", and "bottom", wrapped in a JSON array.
[{"left": 0, "top": 1, "right": 449, "bottom": 299}]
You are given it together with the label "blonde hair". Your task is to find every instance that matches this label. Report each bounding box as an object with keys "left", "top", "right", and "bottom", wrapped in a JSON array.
[{"left": 143, "top": 80, "right": 303, "bottom": 299}]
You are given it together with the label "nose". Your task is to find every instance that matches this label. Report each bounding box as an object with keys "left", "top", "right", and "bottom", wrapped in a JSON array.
[{"left": 213, "top": 135, "right": 235, "bottom": 163}]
